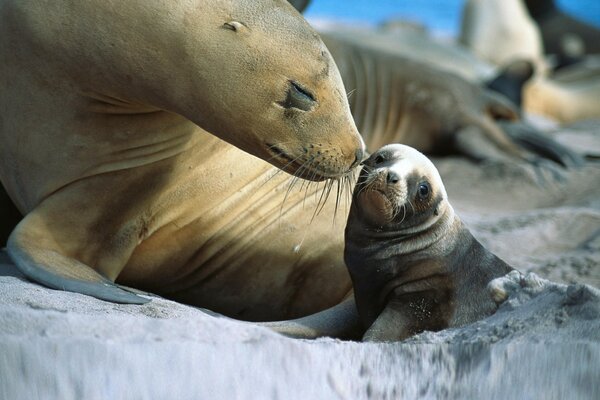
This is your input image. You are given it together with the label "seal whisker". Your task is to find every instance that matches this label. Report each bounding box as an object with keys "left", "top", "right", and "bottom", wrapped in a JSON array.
[
  {"left": 301, "top": 159, "right": 321, "bottom": 209},
  {"left": 333, "top": 178, "right": 342, "bottom": 224},
  {"left": 319, "top": 179, "right": 335, "bottom": 216},
  {"left": 281, "top": 154, "right": 319, "bottom": 215},
  {"left": 407, "top": 198, "right": 416, "bottom": 216},
  {"left": 258, "top": 151, "right": 308, "bottom": 191},
  {"left": 310, "top": 179, "right": 332, "bottom": 224}
]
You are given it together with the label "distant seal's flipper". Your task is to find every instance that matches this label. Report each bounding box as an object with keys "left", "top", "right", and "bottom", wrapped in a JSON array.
[
  {"left": 287, "top": 0, "right": 311, "bottom": 14},
  {"left": 498, "top": 120, "right": 585, "bottom": 168},
  {"left": 486, "top": 60, "right": 535, "bottom": 108}
]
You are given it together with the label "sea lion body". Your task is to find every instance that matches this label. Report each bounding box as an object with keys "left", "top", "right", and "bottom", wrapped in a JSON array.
[
  {"left": 1, "top": 0, "right": 365, "bottom": 319},
  {"left": 524, "top": 0, "right": 600, "bottom": 56},
  {"left": 458, "top": 0, "right": 600, "bottom": 122},
  {"left": 0, "top": 0, "right": 578, "bottom": 324},
  {"left": 460, "top": 0, "right": 545, "bottom": 70},
  {"left": 345, "top": 144, "right": 513, "bottom": 341}
]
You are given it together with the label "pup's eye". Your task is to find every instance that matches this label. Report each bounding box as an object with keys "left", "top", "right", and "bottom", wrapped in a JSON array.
[
  {"left": 278, "top": 81, "right": 316, "bottom": 111},
  {"left": 418, "top": 182, "right": 430, "bottom": 199}
]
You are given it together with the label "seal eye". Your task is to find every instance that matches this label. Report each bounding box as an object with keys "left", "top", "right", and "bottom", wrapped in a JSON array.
[
  {"left": 418, "top": 182, "right": 430, "bottom": 199},
  {"left": 278, "top": 81, "right": 316, "bottom": 111}
]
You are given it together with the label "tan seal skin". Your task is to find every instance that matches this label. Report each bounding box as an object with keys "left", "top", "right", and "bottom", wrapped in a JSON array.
[
  {"left": 1, "top": 0, "right": 365, "bottom": 319},
  {"left": 345, "top": 145, "right": 513, "bottom": 341},
  {"left": 0, "top": 0, "right": 576, "bottom": 330}
]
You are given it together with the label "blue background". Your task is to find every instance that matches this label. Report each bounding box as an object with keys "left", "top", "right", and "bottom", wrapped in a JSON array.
[{"left": 304, "top": 0, "right": 600, "bottom": 36}]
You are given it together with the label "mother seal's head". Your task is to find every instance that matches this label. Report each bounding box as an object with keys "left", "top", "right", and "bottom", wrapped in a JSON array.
[
  {"left": 11, "top": 0, "right": 365, "bottom": 181},
  {"left": 182, "top": 0, "right": 365, "bottom": 179},
  {"left": 345, "top": 144, "right": 513, "bottom": 341}
]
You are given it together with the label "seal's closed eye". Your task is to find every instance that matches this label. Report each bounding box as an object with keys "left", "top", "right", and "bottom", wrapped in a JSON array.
[{"left": 278, "top": 81, "right": 316, "bottom": 111}]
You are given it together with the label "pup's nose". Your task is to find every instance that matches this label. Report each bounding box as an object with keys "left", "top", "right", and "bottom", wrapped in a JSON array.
[{"left": 386, "top": 170, "right": 400, "bottom": 184}]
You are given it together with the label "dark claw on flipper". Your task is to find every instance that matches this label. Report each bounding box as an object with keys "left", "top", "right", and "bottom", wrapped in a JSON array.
[{"left": 498, "top": 120, "right": 585, "bottom": 168}]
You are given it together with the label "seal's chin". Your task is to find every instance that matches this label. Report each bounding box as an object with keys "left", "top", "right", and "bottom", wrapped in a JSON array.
[{"left": 358, "top": 188, "right": 398, "bottom": 224}]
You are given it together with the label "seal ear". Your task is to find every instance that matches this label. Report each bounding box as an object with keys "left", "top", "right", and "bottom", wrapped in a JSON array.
[
  {"left": 287, "top": 0, "right": 311, "bottom": 14},
  {"left": 222, "top": 21, "right": 246, "bottom": 32}
]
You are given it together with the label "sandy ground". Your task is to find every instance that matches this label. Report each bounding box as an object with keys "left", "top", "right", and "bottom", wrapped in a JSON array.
[{"left": 0, "top": 120, "right": 598, "bottom": 399}]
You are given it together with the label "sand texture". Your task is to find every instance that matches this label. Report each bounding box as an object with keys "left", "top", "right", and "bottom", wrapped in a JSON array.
[{"left": 0, "top": 121, "right": 599, "bottom": 399}]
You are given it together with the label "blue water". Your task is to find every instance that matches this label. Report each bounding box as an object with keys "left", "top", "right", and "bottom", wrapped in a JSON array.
[{"left": 304, "top": 0, "right": 600, "bottom": 35}]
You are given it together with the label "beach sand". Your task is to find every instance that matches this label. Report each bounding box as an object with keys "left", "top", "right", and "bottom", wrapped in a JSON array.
[{"left": 1, "top": 119, "right": 598, "bottom": 399}]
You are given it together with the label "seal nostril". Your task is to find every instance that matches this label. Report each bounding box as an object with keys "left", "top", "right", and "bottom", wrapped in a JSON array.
[
  {"left": 352, "top": 148, "right": 365, "bottom": 169},
  {"left": 387, "top": 171, "right": 400, "bottom": 184}
]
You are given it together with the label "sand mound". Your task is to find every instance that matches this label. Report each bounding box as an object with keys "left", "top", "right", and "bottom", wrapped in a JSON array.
[{"left": 1, "top": 121, "right": 599, "bottom": 399}]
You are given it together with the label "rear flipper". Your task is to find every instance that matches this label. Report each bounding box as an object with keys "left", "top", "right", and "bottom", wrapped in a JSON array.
[
  {"left": 7, "top": 213, "right": 149, "bottom": 304},
  {"left": 259, "top": 296, "right": 363, "bottom": 340}
]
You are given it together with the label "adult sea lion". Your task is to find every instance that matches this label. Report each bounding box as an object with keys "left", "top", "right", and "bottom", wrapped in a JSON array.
[
  {"left": 344, "top": 144, "right": 514, "bottom": 341},
  {"left": 320, "top": 31, "right": 581, "bottom": 166},
  {"left": 524, "top": 0, "right": 600, "bottom": 55},
  {"left": 458, "top": 0, "right": 600, "bottom": 122},
  {"left": 0, "top": 0, "right": 577, "bottom": 324},
  {"left": 1, "top": 0, "right": 365, "bottom": 317},
  {"left": 460, "top": 0, "right": 545, "bottom": 70}
]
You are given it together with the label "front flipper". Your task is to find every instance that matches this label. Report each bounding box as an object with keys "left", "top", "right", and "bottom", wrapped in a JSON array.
[{"left": 7, "top": 215, "right": 149, "bottom": 304}]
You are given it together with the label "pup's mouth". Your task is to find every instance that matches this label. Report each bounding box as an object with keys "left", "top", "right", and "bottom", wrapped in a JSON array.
[{"left": 357, "top": 170, "right": 390, "bottom": 197}]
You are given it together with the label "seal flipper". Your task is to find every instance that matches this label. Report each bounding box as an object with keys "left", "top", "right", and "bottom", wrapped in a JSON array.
[
  {"left": 7, "top": 215, "right": 149, "bottom": 304},
  {"left": 455, "top": 90, "right": 584, "bottom": 169},
  {"left": 485, "top": 60, "right": 535, "bottom": 108},
  {"left": 287, "top": 0, "right": 311, "bottom": 14},
  {"left": 260, "top": 296, "right": 363, "bottom": 340},
  {"left": 497, "top": 120, "right": 585, "bottom": 168},
  {"left": 453, "top": 117, "right": 533, "bottom": 163},
  {"left": 362, "top": 299, "right": 414, "bottom": 342}
]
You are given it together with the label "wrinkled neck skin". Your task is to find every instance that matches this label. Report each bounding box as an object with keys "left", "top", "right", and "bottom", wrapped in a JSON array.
[{"left": 345, "top": 199, "right": 458, "bottom": 326}]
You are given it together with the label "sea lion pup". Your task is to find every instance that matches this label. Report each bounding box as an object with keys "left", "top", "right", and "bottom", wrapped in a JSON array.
[{"left": 344, "top": 144, "right": 514, "bottom": 341}]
